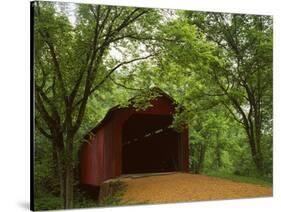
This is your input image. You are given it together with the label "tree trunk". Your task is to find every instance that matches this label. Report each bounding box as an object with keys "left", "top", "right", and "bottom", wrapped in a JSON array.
[
  {"left": 197, "top": 143, "right": 206, "bottom": 173},
  {"left": 52, "top": 133, "right": 65, "bottom": 208},
  {"left": 56, "top": 149, "right": 65, "bottom": 208},
  {"left": 193, "top": 143, "right": 206, "bottom": 174},
  {"left": 247, "top": 131, "right": 264, "bottom": 175},
  {"left": 64, "top": 135, "right": 74, "bottom": 209},
  {"left": 214, "top": 132, "right": 222, "bottom": 169},
  {"left": 190, "top": 145, "right": 195, "bottom": 173}
]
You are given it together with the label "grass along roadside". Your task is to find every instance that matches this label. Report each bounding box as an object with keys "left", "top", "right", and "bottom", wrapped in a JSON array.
[
  {"left": 203, "top": 171, "right": 272, "bottom": 187},
  {"left": 74, "top": 180, "right": 127, "bottom": 208}
]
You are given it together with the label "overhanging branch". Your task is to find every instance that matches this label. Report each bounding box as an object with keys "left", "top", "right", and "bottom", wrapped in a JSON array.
[
  {"left": 74, "top": 54, "right": 154, "bottom": 108},
  {"left": 109, "top": 75, "right": 143, "bottom": 91}
]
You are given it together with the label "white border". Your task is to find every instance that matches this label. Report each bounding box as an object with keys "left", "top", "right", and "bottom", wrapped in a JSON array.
[{"left": 0, "top": 0, "right": 280, "bottom": 211}]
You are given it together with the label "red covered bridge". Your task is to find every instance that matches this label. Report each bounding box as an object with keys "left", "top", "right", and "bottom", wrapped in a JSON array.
[{"left": 79, "top": 90, "right": 189, "bottom": 187}]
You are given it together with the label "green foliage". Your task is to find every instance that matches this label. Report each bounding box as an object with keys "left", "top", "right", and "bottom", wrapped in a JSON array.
[
  {"left": 130, "top": 88, "right": 163, "bottom": 111},
  {"left": 260, "top": 134, "right": 273, "bottom": 177},
  {"left": 35, "top": 193, "right": 63, "bottom": 211},
  {"left": 204, "top": 171, "right": 272, "bottom": 187},
  {"left": 156, "top": 11, "right": 273, "bottom": 175},
  {"left": 74, "top": 180, "right": 128, "bottom": 209},
  {"left": 35, "top": 178, "right": 128, "bottom": 210}
]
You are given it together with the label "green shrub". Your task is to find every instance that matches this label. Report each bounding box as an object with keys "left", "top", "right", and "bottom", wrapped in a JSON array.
[
  {"left": 74, "top": 180, "right": 128, "bottom": 209},
  {"left": 35, "top": 194, "right": 63, "bottom": 211}
]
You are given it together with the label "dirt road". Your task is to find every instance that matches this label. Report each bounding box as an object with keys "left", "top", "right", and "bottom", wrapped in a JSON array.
[{"left": 121, "top": 173, "right": 272, "bottom": 204}]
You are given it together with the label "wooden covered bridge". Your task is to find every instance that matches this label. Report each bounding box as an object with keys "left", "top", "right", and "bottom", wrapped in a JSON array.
[{"left": 79, "top": 89, "right": 189, "bottom": 187}]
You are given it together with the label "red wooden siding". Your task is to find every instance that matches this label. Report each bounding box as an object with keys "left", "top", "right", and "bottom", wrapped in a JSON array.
[{"left": 103, "top": 119, "right": 114, "bottom": 181}]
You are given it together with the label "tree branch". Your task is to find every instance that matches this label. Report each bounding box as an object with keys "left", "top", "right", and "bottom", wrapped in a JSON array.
[
  {"left": 74, "top": 54, "right": 154, "bottom": 109},
  {"left": 93, "top": 55, "right": 154, "bottom": 94},
  {"left": 222, "top": 102, "right": 244, "bottom": 125},
  {"left": 35, "top": 118, "right": 53, "bottom": 139},
  {"left": 109, "top": 75, "right": 143, "bottom": 91}
]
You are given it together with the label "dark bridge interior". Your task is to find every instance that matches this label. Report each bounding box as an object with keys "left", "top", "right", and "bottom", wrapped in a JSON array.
[{"left": 122, "top": 114, "right": 180, "bottom": 174}]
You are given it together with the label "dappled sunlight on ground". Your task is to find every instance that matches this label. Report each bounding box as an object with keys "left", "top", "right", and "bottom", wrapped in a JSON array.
[{"left": 121, "top": 173, "right": 272, "bottom": 204}]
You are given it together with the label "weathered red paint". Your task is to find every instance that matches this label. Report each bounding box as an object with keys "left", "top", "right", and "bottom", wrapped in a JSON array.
[{"left": 79, "top": 92, "right": 189, "bottom": 187}]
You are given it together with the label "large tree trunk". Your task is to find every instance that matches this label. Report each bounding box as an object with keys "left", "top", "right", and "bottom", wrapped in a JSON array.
[
  {"left": 52, "top": 132, "right": 65, "bottom": 208},
  {"left": 214, "top": 132, "right": 222, "bottom": 169},
  {"left": 57, "top": 152, "right": 65, "bottom": 207},
  {"left": 64, "top": 135, "right": 74, "bottom": 209},
  {"left": 50, "top": 130, "right": 73, "bottom": 209},
  {"left": 246, "top": 128, "right": 264, "bottom": 175}
]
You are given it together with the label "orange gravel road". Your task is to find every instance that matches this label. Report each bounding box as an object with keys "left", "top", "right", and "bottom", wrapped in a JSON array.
[{"left": 121, "top": 173, "right": 272, "bottom": 204}]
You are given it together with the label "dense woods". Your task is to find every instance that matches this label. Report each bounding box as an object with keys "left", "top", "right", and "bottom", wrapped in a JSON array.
[{"left": 33, "top": 2, "right": 272, "bottom": 210}]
